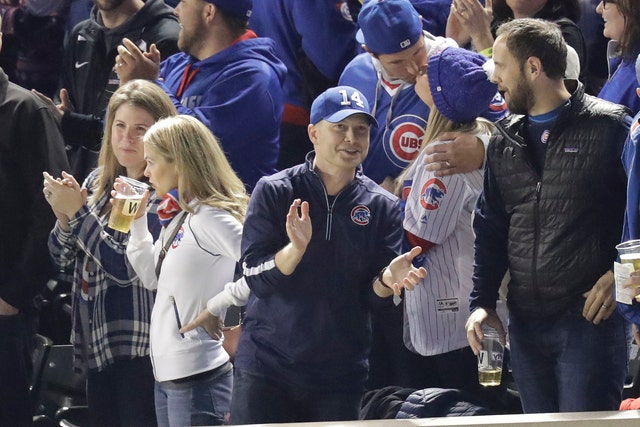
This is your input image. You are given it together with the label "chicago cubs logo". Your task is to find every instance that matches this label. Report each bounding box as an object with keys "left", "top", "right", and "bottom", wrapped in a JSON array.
[
  {"left": 383, "top": 115, "right": 427, "bottom": 168},
  {"left": 489, "top": 92, "right": 507, "bottom": 112},
  {"left": 351, "top": 205, "right": 371, "bottom": 226},
  {"left": 171, "top": 226, "right": 185, "bottom": 249},
  {"left": 541, "top": 129, "right": 550, "bottom": 144},
  {"left": 420, "top": 178, "right": 447, "bottom": 210}
]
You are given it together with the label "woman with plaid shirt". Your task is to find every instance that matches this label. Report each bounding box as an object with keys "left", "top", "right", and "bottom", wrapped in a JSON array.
[{"left": 43, "top": 80, "right": 177, "bottom": 427}]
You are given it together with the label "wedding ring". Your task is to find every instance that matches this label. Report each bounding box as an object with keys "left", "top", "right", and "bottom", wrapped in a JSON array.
[
  {"left": 117, "top": 62, "right": 123, "bottom": 67},
  {"left": 459, "top": 7, "right": 467, "bottom": 13},
  {"left": 45, "top": 191, "right": 52, "bottom": 198},
  {"left": 601, "top": 303, "right": 609, "bottom": 310},
  {"left": 445, "top": 160, "right": 451, "bottom": 167}
]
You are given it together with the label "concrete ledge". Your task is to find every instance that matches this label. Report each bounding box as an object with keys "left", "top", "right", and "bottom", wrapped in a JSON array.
[{"left": 238, "top": 411, "right": 640, "bottom": 427}]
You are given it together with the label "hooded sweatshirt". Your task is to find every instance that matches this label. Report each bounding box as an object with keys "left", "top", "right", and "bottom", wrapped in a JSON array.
[
  {"left": 61, "top": 0, "right": 180, "bottom": 180},
  {"left": 157, "top": 36, "right": 286, "bottom": 191},
  {"left": 248, "top": 0, "right": 358, "bottom": 124}
]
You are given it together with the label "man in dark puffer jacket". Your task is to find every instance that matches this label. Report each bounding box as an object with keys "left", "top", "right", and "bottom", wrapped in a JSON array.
[{"left": 466, "top": 18, "right": 630, "bottom": 414}]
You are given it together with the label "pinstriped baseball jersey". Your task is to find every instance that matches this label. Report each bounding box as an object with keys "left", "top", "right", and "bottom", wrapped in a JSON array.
[{"left": 402, "top": 141, "right": 484, "bottom": 356}]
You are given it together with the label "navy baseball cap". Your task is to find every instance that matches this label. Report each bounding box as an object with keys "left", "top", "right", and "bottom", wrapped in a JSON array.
[
  {"left": 310, "top": 86, "right": 378, "bottom": 127},
  {"left": 204, "top": 0, "right": 252, "bottom": 19},
  {"left": 356, "top": 0, "right": 423, "bottom": 54}
]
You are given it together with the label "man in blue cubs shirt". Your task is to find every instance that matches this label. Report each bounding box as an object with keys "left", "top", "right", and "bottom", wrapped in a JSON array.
[
  {"left": 116, "top": 0, "right": 285, "bottom": 192},
  {"left": 340, "top": 0, "right": 506, "bottom": 191},
  {"left": 230, "top": 86, "right": 427, "bottom": 424}
]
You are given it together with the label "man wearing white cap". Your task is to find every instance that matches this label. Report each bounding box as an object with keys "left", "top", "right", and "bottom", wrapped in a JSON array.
[{"left": 230, "top": 85, "right": 426, "bottom": 424}]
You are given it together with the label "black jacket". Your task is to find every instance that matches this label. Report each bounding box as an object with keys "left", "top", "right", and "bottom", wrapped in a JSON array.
[
  {"left": 61, "top": 0, "right": 179, "bottom": 180},
  {"left": 471, "top": 84, "right": 630, "bottom": 317},
  {"left": 236, "top": 153, "right": 402, "bottom": 392},
  {"left": 0, "top": 68, "right": 69, "bottom": 311}
]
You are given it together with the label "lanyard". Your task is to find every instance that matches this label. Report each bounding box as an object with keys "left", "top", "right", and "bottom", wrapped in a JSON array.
[{"left": 176, "top": 64, "right": 200, "bottom": 99}]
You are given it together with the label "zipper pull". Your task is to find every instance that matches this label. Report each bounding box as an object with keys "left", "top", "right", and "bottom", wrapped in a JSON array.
[{"left": 170, "top": 296, "right": 185, "bottom": 338}]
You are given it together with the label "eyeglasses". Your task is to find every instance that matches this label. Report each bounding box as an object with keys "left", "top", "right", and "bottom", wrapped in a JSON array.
[{"left": 602, "top": 0, "right": 616, "bottom": 7}]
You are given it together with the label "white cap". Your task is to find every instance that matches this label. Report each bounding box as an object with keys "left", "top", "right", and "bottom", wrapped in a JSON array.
[{"left": 564, "top": 44, "right": 580, "bottom": 80}]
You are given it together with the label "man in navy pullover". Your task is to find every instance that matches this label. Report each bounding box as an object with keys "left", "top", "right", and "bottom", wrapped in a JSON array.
[
  {"left": 116, "top": 0, "right": 285, "bottom": 191},
  {"left": 230, "top": 86, "right": 427, "bottom": 424}
]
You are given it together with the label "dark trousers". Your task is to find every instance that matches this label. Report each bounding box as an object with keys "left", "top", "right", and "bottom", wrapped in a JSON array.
[
  {"left": 230, "top": 368, "right": 362, "bottom": 425},
  {"left": 87, "top": 355, "right": 156, "bottom": 427},
  {"left": 368, "top": 302, "right": 425, "bottom": 390},
  {"left": 0, "top": 314, "right": 33, "bottom": 427}
]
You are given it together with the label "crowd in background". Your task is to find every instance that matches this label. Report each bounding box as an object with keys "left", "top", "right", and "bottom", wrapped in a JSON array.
[{"left": 2, "top": 0, "right": 640, "bottom": 425}]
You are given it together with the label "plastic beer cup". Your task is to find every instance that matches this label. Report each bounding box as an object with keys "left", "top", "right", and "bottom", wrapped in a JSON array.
[
  {"left": 107, "top": 176, "right": 148, "bottom": 233},
  {"left": 615, "top": 239, "right": 640, "bottom": 304},
  {"left": 478, "top": 326, "right": 504, "bottom": 387}
]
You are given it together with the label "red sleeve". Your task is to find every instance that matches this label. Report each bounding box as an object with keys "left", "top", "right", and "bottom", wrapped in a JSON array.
[{"left": 405, "top": 230, "right": 436, "bottom": 254}]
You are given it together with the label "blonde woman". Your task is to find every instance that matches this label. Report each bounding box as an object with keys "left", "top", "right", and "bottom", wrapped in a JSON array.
[
  {"left": 394, "top": 46, "right": 497, "bottom": 398},
  {"left": 43, "top": 79, "right": 177, "bottom": 427},
  {"left": 126, "top": 115, "right": 249, "bottom": 427}
]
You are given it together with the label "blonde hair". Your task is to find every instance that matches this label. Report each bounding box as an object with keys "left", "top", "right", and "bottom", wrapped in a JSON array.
[
  {"left": 394, "top": 108, "right": 494, "bottom": 195},
  {"left": 90, "top": 80, "right": 177, "bottom": 205},
  {"left": 143, "top": 115, "right": 249, "bottom": 223}
]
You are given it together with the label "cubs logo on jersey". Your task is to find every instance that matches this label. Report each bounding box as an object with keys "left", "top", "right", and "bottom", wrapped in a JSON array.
[
  {"left": 351, "top": 205, "right": 371, "bottom": 226},
  {"left": 383, "top": 114, "right": 427, "bottom": 169},
  {"left": 420, "top": 178, "right": 447, "bottom": 211}
]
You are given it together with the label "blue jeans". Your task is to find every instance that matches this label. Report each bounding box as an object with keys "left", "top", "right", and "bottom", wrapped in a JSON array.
[
  {"left": 155, "top": 363, "right": 233, "bottom": 427},
  {"left": 508, "top": 300, "right": 628, "bottom": 413},
  {"left": 230, "top": 368, "right": 362, "bottom": 424}
]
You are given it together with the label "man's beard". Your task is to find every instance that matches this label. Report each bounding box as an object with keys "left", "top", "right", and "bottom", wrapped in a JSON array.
[{"left": 507, "top": 78, "right": 535, "bottom": 115}]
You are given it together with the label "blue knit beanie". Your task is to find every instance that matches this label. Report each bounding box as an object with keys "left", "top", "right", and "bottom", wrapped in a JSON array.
[{"left": 428, "top": 47, "right": 497, "bottom": 123}]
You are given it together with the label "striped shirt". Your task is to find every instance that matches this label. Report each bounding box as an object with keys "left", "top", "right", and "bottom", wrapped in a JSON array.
[
  {"left": 401, "top": 139, "right": 484, "bottom": 356},
  {"left": 48, "top": 170, "right": 160, "bottom": 371}
]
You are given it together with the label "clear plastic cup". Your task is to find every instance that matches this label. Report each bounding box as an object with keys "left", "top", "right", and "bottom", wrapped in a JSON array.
[
  {"left": 107, "top": 176, "right": 148, "bottom": 233},
  {"left": 478, "top": 326, "right": 504, "bottom": 387}
]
